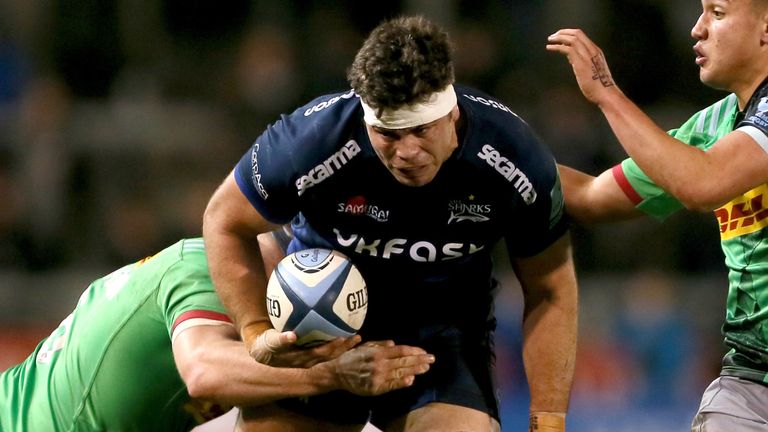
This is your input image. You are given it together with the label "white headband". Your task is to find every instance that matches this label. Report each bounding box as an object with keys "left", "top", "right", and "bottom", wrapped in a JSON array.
[{"left": 360, "top": 84, "right": 457, "bottom": 129}]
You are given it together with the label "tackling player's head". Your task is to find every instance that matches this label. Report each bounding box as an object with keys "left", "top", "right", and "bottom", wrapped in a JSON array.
[{"left": 347, "top": 15, "right": 461, "bottom": 187}]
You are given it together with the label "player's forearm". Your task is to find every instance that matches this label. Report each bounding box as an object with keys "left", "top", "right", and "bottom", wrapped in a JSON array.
[
  {"left": 522, "top": 295, "right": 577, "bottom": 413},
  {"left": 597, "top": 90, "right": 720, "bottom": 209},
  {"left": 557, "top": 164, "right": 640, "bottom": 224},
  {"left": 183, "top": 337, "right": 335, "bottom": 406},
  {"left": 212, "top": 238, "right": 271, "bottom": 338},
  {"left": 207, "top": 232, "right": 271, "bottom": 337},
  {"left": 203, "top": 172, "right": 281, "bottom": 343},
  {"left": 548, "top": 29, "right": 723, "bottom": 210},
  {"left": 521, "top": 267, "right": 577, "bottom": 414}
]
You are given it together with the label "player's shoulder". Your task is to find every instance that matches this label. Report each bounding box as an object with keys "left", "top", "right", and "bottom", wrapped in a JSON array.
[
  {"left": 456, "top": 84, "right": 538, "bottom": 146},
  {"left": 456, "top": 84, "right": 522, "bottom": 126},
  {"left": 456, "top": 84, "right": 551, "bottom": 161},
  {"left": 453, "top": 85, "right": 555, "bottom": 203},
  {"left": 298, "top": 88, "right": 360, "bottom": 118},
  {"left": 743, "top": 80, "right": 768, "bottom": 123},
  {"left": 750, "top": 78, "right": 768, "bottom": 105},
  {"left": 736, "top": 82, "right": 768, "bottom": 148},
  {"left": 179, "top": 237, "right": 206, "bottom": 258},
  {"left": 455, "top": 84, "right": 521, "bottom": 120},
  {"left": 281, "top": 89, "right": 361, "bottom": 134},
  {"left": 694, "top": 93, "right": 739, "bottom": 127},
  {"left": 668, "top": 94, "right": 738, "bottom": 150},
  {"left": 150, "top": 238, "right": 211, "bottom": 291},
  {"left": 132, "top": 238, "right": 207, "bottom": 275},
  {"left": 260, "top": 89, "right": 365, "bottom": 161}
]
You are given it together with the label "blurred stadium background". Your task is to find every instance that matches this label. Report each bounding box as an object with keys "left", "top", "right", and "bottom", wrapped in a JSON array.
[{"left": 0, "top": 1, "right": 728, "bottom": 431}]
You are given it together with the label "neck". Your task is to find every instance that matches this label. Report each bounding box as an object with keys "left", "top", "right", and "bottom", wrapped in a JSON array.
[{"left": 736, "top": 77, "right": 767, "bottom": 110}]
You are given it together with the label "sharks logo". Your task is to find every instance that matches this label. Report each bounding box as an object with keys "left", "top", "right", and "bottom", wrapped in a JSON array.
[{"left": 447, "top": 196, "right": 491, "bottom": 224}]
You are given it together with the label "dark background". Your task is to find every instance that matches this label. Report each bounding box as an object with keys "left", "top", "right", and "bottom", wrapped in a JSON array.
[{"left": 0, "top": 1, "right": 729, "bottom": 430}]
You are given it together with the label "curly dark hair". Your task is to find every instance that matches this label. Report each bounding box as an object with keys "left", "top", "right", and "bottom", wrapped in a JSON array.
[{"left": 347, "top": 15, "right": 455, "bottom": 115}]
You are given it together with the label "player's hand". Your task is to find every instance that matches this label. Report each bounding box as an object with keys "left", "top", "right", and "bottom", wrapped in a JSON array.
[
  {"left": 330, "top": 340, "right": 435, "bottom": 396},
  {"left": 546, "top": 29, "right": 619, "bottom": 105},
  {"left": 249, "top": 329, "right": 362, "bottom": 368}
]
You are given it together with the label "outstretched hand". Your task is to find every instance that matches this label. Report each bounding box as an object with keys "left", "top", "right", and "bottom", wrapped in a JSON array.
[
  {"left": 249, "top": 329, "right": 362, "bottom": 368},
  {"left": 546, "top": 29, "right": 619, "bottom": 105},
  {"left": 331, "top": 340, "right": 435, "bottom": 396}
]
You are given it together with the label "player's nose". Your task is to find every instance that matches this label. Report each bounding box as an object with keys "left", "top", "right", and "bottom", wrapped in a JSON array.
[
  {"left": 691, "top": 13, "right": 706, "bottom": 40},
  {"left": 394, "top": 136, "right": 422, "bottom": 161}
]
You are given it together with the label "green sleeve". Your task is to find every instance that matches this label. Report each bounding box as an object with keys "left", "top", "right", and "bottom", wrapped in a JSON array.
[
  {"left": 617, "top": 105, "right": 724, "bottom": 220},
  {"left": 619, "top": 157, "right": 684, "bottom": 220},
  {"left": 156, "top": 240, "right": 230, "bottom": 338}
]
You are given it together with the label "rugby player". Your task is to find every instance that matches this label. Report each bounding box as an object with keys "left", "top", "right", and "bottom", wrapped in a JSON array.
[
  {"left": 0, "top": 237, "right": 434, "bottom": 431},
  {"left": 548, "top": 0, "right": 768, "bottom": 430},
  {"left": 204, "top": 14, "right": 578, "bottom": 432}
]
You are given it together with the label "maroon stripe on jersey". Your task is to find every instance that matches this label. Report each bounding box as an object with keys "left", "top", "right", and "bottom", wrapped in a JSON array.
[
  {"left": 611, "top": 164, "right": 643, "bottom": 205},
  {"left": 172, "top": 310, "right": 232, "bottom": 333}
]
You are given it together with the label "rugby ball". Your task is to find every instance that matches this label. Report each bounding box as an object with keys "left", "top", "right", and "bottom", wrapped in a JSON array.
[{"left": 266, "top": 248, "right": 367, "bottom": 346}]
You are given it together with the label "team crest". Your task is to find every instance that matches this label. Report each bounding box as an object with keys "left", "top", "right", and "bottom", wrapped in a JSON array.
[{"left": 447, "top": 195, "right": 491, "bottom": 224}]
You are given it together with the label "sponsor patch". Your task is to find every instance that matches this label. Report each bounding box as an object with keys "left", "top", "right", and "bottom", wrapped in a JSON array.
[
  {"left": 337, "top": 196, "right": 390, "bottom": 222},
  {"left": 476, "top": 144, "right": 537, "bottom": 204},
  {"left": 296, "top": 140, "right": 360, "bottom": 196},
  {"left": 715, "top": 184, "right": 768, "bottom": 240}
]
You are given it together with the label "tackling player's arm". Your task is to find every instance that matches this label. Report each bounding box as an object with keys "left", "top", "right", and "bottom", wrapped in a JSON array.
[
  {"left": 547, "top": 29, "right": 768, "bottom": 212},
  {"left": 512, "top": 233, "right": 578, "bottom": 432},
  {"left": 557, "top": 164, "right": 642, "bottom": 224},
  {"left": 171, "top": 324, "right": 435, "bottom": 407},
  {"left": 203, "top": 171, "right": 283, "bottom": 355}
]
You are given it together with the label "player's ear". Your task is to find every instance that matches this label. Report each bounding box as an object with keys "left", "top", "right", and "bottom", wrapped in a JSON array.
[
  {"left": 762, "top": 23, "right": 768, "bottom": 46},
  {"left": 450, "top": 104, "right": 460, "bottom": 122},
  {"left": 761, "top": 4, "right": 768, "bottom": 45}
]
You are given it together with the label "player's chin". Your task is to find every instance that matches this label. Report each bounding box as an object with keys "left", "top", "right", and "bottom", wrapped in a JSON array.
[
  {"left": 392, "top": 169, "right": 436, "bottom": 187},
  {"left": 698, "top": 69, "right": 728, "bottom": 91}
]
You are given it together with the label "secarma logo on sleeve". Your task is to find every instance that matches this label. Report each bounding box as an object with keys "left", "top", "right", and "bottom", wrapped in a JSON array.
[
  {"left": 296, "top": 140, "right": 361, "bottom": 196},
  {"left": 476, "top": 144, "right": 537, "bottom": 204}
]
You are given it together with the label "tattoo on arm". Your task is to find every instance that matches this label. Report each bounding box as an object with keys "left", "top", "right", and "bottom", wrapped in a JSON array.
[{"left": 590, "top": 54, "right": 614, "bottom": 87}]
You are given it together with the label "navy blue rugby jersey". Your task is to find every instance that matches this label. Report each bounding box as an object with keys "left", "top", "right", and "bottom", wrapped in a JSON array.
[
  {"left": 234, "top": 85, "right": 566, "bottom": 334},
  {"left": 736, "top": 77, "right": 768, "bottom": 148}
]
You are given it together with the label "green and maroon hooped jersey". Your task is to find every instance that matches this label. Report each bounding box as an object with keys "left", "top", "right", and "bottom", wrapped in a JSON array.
[
  {"left": 0, "top": 238, "right": 232, "bottom": 431},
  {"left": 615, "top": 86, "right": 768, "bottom": 384}
]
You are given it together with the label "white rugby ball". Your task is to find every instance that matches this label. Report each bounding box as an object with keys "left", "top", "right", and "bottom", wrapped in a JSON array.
[{"left": 266, "top": 248, "right": 368, "bottom": 346}]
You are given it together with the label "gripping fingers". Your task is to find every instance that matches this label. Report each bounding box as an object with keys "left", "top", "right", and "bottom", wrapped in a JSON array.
[
  {"left": 389, "top": 362, "right": 430, "bottom": 381},
  {"left": 379, "top": 370, "right": 414, "bottom": 393},
  {"left": 381, "top": 353, "right": 435, "bottom": 391},
  {"left": 396, "top": 353, "right": 434, "bottom": 376},
  {"left": 382, "top": 364, "right": 427, "bottom": 392},
  {"left": 310, "top": 335, "right": 362, "bottom": 361}
]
